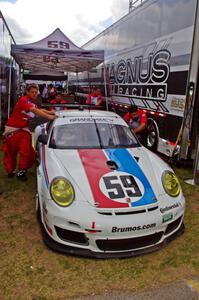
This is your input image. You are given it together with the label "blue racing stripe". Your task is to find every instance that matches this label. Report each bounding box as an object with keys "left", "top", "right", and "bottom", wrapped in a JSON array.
[{"left": 105, "top": 149, "right": 157, "bottom": 207}]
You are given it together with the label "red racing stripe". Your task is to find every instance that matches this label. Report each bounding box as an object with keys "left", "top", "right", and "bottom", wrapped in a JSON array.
[{"left": 78, "top": 149, "right": 128, "bottom": 208}]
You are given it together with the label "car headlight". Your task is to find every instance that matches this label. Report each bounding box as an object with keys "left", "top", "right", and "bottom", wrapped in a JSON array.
[
  {"left": 50, "top": 177, "right": 75, "bottom": 207},
  {"left": 162, "top": 171, "right": 181, "bottom": 197}
]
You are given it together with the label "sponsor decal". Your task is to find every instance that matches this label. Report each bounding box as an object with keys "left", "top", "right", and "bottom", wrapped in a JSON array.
[
  {"left": 43, "top": 56, "right": 59, "bottom": 64},
  {"left": 78, "top": 149, "right": 129, "bottom": 208},
  {"left": 70, "top": 117, "right": 93, "bottom": 122},
  {"left": 99, "top": 171, "right": 144, "bottom": 204},
  {"left": 78, "top": 148, "right": 157, "bottom": 208},
  {"left": 160, "top": 202, "right": 181, "bottom": 214},
  {"left": 104, "top": 149, "right": 157, "bottom": 207},
  {"left": 112, "top": 223, "right": 156, "bottom": 232},
  {"left": 47, "top": 40, "right": 70, "bottom": 49},
  {"left": 69, "top": 117, "right": 114, "bottom": 123},
  {"left": 111, "top": 83, "right": 167, "bottom": 101},
  {"left": 170, "top": 97, "right": 185, "bottom": 111},
  {"left": 162, "top": 212, "right": 173, "bottom": 223},
  {"left": 126, "top": 198, "right": 131, "bottom": 203},
  {"left": 108, "top": 49, "right": 170, "bottom": 101}
]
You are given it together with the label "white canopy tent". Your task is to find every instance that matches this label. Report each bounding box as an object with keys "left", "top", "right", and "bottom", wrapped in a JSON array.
[
  {"left": 11, "top": 28, "right": 108, "bottom": 130},
  {"left": 11, "top": 28, "right": 104, "bottom": 78},
  {"left": 11, "top": 28, "right": 108, "bottom": 111}
]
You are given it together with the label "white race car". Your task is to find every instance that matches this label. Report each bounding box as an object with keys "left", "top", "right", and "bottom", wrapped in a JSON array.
[{"left": 35, "top": 109, "right": 185, "bottom": 258}]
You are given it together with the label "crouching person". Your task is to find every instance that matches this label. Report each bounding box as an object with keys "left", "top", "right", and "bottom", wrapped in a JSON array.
[
  {"left": 2, "top": 84, "right": 57, "bottom": 181},
  {"left": 123, "top": 105, "right": 148, "bottom": 146}
]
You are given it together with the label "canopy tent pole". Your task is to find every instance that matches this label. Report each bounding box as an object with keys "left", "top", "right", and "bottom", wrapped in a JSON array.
[
  {"left": 20, "top": 68, "right": 25, "bottom": 96},
  {"left": 7, "top": 55, "right": 13, "bottom": 118},
  {"left": 0, "top": 65, "right": 1, "bottom": 130},
  {"left": 87, "top": 71, "right": 91, "bottom": 93},
  {"left": 103, "top": 63, "right": 108, "bottom": 111},
  {"left": 76, "top": 71, "right": 79, "bottom": 103},
  {"left": 66, "top": 72, "right": 68, "bottom": 93}
]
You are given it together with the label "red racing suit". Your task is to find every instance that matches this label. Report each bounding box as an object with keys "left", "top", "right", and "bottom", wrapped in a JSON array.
[
  {"left": 49, "top": 99, "right": 67, "bottom": 111},
  {"left": 123, "top": 109, "right": 147, "bottom": 145},
  {"left": 86, "top": 93, "right": 103, "bottom": 106},
  {"left": 2, "top": 95, "right": 37, "bottom": 174},
  {"left": 123, "top": 109, "right": 147, "bottom": 127}
]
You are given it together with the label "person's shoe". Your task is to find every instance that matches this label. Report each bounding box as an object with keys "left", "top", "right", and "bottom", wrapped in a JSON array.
[
  {"left": 7, "top": 169, "right": 17, "bottom": 178},
  {"left": 16, "top": 170, "right": 28, "bottom": 181}
]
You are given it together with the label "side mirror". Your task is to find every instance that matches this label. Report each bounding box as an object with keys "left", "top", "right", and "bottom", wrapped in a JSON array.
[{"left": 38, "top": 134, "right": 48, "bottom": 145}]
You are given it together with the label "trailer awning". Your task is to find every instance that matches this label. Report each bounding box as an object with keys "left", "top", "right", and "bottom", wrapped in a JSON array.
[{"left": 11, "top": 28, "right": 104, "bottom": 78}]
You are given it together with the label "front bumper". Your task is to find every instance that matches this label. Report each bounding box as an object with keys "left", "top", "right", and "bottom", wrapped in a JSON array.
[
  {"left": 41, "top": 220, "right": 185, "bottom": 258},
  {"left": 40, "top": 202, "right": 185, "bottom": 258},
  {"left": 38, "top": 182, "right": 185, "bottom": 258}
]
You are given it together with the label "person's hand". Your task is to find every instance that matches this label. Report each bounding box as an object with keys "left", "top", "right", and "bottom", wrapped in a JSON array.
[
  {"left": 48, "top": 114, "right": 57, "bottom": 121},
  {"left": 48, "top": 109, "right": 56, "bottom": 114}
]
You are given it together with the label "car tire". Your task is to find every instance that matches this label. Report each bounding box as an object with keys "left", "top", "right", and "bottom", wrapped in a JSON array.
[{"left": 147, "top": 119, "right": 159, "bottom": 152}]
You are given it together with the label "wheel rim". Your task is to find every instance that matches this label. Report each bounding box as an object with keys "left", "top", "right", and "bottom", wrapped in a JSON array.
[{"left": 147, "top": 127, "right": 156, "bottom": 148}]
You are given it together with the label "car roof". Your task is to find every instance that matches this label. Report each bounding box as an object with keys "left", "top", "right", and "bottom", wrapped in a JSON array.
[
  {"left": 54, "top": 109, "right": 127, "bottom": 126},
  {"left": 56, "top": 109, "right": 118, "bottom": 118}
]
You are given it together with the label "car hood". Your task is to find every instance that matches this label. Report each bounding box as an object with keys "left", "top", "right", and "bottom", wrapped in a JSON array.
[{"left": 53, "top": 148, "right": 164, "bottom": 209}]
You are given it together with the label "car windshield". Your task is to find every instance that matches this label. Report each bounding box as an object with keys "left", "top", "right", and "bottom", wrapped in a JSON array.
[{"left": 49, "top": 122, "right": 139, "bottom": 149}]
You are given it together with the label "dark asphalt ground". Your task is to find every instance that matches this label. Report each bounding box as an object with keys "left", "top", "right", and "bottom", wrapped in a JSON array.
[{"left": 72, "top": 278, "right": 199, "bottom": 300}]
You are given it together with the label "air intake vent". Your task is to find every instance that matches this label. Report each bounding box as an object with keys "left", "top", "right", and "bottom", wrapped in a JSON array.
[
  {"left": 55, "top": 226, "right": 88, "bottom": 245},
  {"left": 115, "top": 209, "right": 146, "bottom": 215},
  {"left": 97, "top": 212, "right": 113, "bottom": 216},
  {"left": 165, "top": 216, "right": 182, "bottom": 235},
  {"left": 148, "top": 206, "right": 158, "bottom": 212},
  {"left": 106, "top": 160, "right": 118, "bottom": 170},
  {"left": 96, "top": 232, "right": 163, "bottom": 251},
  {"left": 97, "top": 207, "right": 148, "bottom": 216}
]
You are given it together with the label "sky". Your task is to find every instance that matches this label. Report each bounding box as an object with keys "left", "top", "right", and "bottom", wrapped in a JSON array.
[{"left": 0, "top": 0, "right": 129, "bottom": 46}]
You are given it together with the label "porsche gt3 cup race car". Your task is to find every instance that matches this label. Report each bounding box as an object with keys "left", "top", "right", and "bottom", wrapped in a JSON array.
[{"left": 35, "top": 109, "right": 185, "bottom": 258}]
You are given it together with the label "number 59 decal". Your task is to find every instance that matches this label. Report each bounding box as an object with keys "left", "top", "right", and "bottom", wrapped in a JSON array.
[{"left": 99, "top": 171, "right": 144, "bottom": 203}]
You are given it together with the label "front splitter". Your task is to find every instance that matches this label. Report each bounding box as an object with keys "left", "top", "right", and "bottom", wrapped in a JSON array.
[{"left": 40, "top": 223, "right": 185, "bottom": 259}]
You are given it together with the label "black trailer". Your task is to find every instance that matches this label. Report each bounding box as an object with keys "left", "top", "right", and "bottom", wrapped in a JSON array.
[{"left": 70, "top": 0, "right": 199, "bottom": 164}]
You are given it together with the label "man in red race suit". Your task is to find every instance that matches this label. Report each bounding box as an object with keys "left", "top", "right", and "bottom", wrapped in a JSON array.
[
  {"left": 123, "top": 104, "right": 147, "bottom": 146},
  {"left": 2, "top": 84, "right": 57, "bottom": 181},
  {"left": 49, "top": 93, "right": 67, "bottom": 111},
  {"left": 86, "top": 87, "right": 103, "bottom": 106}
]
